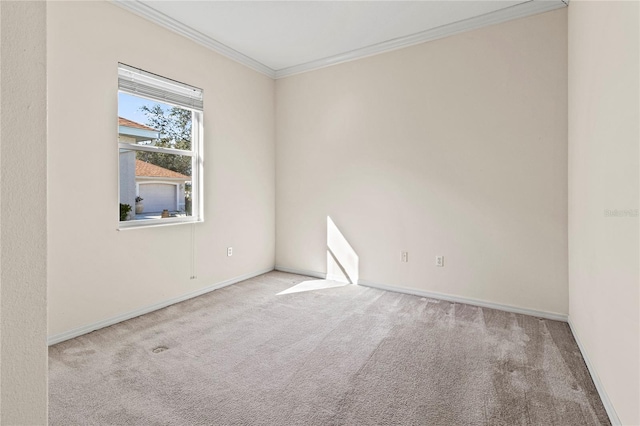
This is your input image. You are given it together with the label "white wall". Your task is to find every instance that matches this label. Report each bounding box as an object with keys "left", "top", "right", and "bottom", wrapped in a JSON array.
[
  {"left": 276, "top": 9, "right": 568, "bottom": 316},
  {"left": 568, "top": 1, "right": 639, "bottom": 424},
  {"left": 47, "top": 1, "right": 275, "bottom": 336},
  {"left": 0, "top": 1, "right": 48, "bottom": 423}
]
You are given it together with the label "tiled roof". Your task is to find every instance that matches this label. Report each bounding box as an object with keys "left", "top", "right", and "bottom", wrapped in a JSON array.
[
  {"left": 118, "top": 117, "right": 157, "bottom": 131},
  {"left": 136, "top": 160, "right": 190, "bottom": 179}
]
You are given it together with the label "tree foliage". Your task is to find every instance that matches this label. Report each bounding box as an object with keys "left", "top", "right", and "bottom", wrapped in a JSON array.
[{"left": 136, "top": 104, "right": 192, "bottom": 177}]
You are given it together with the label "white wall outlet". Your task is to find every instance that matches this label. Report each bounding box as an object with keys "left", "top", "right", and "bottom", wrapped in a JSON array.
[
  {"left": 401, "top": 251, "right": 409, "bottom": 262},
  {"left": 227, "top": 247, "right": 233, "bottom": 257},
  {"left": 436, "top": 256, "right": 444, "bottom": 267}
]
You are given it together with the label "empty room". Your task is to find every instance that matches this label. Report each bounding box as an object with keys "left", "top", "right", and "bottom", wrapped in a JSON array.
[{"left": 0, "top": 0, "right": 638, "bottom": 424}]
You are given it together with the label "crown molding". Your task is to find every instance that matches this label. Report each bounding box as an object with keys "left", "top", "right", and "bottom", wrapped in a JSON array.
[
  {"left": 112, "top": 0, "right": 566, "bottom": 81},
  {"left": 275, "top": 0, "right": 567, "bottom": 78},
  {"left": 111, "top": 0, "right": 276, "bottom": 78}
]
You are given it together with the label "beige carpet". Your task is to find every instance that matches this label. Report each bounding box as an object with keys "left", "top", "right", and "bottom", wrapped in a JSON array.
[{"left": 49, "top": 271, "right": 610, "bottom": 425}]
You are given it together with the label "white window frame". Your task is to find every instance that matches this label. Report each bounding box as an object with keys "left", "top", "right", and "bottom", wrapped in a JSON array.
[{"left": 117, "top": 64, "right": 203, "bottom": 229}]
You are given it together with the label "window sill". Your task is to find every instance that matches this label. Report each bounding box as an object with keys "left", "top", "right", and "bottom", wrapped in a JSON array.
[{"left": 117, "top": 216, "right": 203, "bottom": 230}]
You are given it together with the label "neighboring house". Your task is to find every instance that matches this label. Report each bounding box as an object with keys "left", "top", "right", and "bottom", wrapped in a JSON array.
[
  {"left": 118, "top": 116, "right": 159, "bottom": 143},
  {"left": 118, "top": 117, "right": 190, "bottom": 216},
  {"left": 135, "top": 160, "right": 189, "bottom": 213}
]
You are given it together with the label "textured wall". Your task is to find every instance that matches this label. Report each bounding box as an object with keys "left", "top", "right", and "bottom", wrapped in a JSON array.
[
  {"left": 276, "top": 9, "right": 568, "bottom": 316},
  {"left": 0, "top": 1, "right": 48, "bottom": 424},
  {"left": 568, "top": 1, "right": 640, "bottom": 424},
  {"left": 47, "top": 1, "right": 275, "bottom": 336}
]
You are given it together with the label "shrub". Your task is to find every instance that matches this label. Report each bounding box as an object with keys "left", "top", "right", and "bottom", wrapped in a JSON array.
[{"left": 120, "top": 203, "right": 132, "bottom": 221}]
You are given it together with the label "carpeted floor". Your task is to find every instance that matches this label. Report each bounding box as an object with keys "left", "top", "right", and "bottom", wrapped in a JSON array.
[{"left": 49, "top": 271, "right": 610, "bottom": 425}]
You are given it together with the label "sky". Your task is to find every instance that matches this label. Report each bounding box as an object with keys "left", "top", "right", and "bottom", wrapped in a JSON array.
[{"left": 118, "top": 92, "right": 172, "bottom": 126}]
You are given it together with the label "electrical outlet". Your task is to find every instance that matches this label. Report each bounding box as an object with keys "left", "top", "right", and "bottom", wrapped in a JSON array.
[
  {"left": 401, "top": 251, "right": 409, "bottom": 262},
  {"left": 436, "top": 256, "right": 444, "bottom": 267},
  {"left": 227, "top": 247, "right": 233, "bottom": 257}
]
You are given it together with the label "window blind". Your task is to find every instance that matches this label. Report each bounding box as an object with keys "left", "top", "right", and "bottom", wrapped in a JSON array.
[{"left": 118, "top": 63, "right": 203, "bottom": 111}]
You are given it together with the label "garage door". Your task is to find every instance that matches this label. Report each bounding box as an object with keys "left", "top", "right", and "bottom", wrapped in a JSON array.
[{"left": 139, "top": 183, "right": 176, "bottom": 212}]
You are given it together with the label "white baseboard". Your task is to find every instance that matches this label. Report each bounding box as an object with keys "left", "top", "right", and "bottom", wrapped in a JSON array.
[
  {"left": 359, "top": 279, "right": 568, "bottom": 322},
  {"left": 275, "top": 266, "right": 567, "bottom": 322},
  {"left": 274, "top": 265, "right": 326, "bottom": 280},
  {"left": 568, "top": 318, "right": 621, "bottom": 426},
  {"left": 47, "top": 268, "right": 274, "bottom": 346},
  {"left": 326, "top": 274, "right": 350, "bottom": 283}
]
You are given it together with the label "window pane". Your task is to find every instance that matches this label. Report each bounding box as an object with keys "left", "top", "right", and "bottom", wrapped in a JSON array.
[
  {"left": 119, "top": 149, "right": 193, "bottom": 221},
  {"left": 118, "top": 92, "right": 192, "bottom": 152},
  {"left": 117, "top": 67, "right": 201, "bottom": 228}
]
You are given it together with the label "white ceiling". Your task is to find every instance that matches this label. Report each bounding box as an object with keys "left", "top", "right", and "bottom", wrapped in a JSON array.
[{"left": 115, "top": 0, "right": 567, "bottom": 78}]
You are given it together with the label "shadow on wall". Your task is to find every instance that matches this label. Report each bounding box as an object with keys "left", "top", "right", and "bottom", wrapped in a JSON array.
[{"left": 278, "top": 216, "right": 359, "bottom": 295}]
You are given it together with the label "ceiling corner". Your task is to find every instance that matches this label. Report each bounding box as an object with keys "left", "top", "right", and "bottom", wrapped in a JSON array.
[{"left": 110, "top": 0, "right": 277, "bottom": 79}]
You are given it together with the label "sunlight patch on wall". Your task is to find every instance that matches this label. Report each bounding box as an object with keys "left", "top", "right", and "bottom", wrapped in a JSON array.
[
  {"left": 277, "top": 216, "right": 359, "bottom": 295},
  {"left": 327, "top": 216, "right": 359, "bottom": 284}
]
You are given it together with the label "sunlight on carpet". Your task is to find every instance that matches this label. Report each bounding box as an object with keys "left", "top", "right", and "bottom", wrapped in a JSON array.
[{"left": 277, "top": 279, "right": 350, "bottom": 295}]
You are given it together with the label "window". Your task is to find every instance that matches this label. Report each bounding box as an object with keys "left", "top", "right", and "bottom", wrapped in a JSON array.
[{"left": 117, "top": 64, "right": 203, "bottom": 228}]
